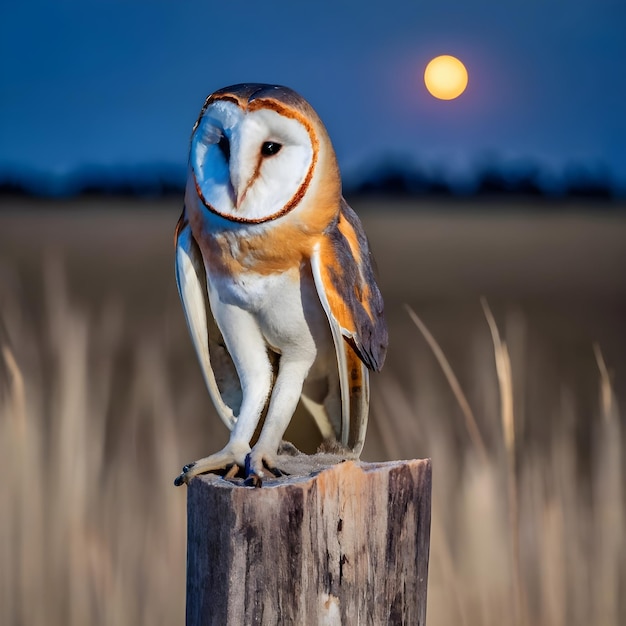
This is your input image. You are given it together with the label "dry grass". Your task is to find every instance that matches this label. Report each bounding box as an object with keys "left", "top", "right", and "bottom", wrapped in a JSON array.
[
  {"left": 391, "top": 303, "right": 625, "bottom": 626},
  {"left": 0, "top": 264, "right": 187, "bottom": 626},
  {"left": 1, "top": 202, "right": 625, "bottom": 624},
  {"left": 1, "top": 270, "right": 623, "bottom": 625}
]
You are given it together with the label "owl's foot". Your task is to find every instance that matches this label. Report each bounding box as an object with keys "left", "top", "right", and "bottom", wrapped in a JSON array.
[
  {"left": 243, "top": 450, "right": 287, "bottom": 488},
  {"left": 174, "top": 443, "right": 250, "bottom": 486}
]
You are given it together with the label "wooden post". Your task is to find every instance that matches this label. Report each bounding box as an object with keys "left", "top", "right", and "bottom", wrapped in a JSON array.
[{"left": 185, "top": 454, "right": 432, "bottom": 626}]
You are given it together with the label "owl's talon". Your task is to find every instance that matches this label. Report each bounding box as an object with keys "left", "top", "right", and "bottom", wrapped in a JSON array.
[
  {"left": 242, "top": 452, "right": 287, "bottom": 485},
  {"left": 260, "top": 455, "right": 289, "bottom": 478},
  {"left": 243, "top": 453, "right": 264, "bottom": 487},
  {"left": 174, "top": 461, "right": 197, "bottom": 486},
  {"left": 244, "top": 474, "right": 263, "bottom": 488},
  {"left": 269, "top": 466, "right": 285, "bottom": 478},
  {"left": 173, "top": 445, "right": 250, "bottom": 486},
  {"left": 223, "top": 463, "right": 239, "bottom": 479}
]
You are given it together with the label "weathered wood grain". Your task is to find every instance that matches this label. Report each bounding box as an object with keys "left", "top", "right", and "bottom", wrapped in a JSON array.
[{"left": 186, "top": 456, "right": 431, "bottom": 625}]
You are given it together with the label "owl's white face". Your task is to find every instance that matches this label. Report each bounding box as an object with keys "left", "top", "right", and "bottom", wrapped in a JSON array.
[{"left": 190, "top": 99, "right": 316, "bottom": 223}]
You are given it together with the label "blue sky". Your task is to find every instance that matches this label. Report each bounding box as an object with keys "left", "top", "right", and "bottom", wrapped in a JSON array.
[{"left": 2, "top": 0, "right": 625, "bottom": 194}]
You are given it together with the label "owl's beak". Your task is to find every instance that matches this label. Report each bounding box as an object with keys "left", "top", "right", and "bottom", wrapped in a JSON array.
[
  {"left": 234, "top": 184, "right": 249, "bottom": 210},
  {"left": 228, "top": 163, "right": 242, "bottom": 210},
  {"left": 231, "top": 169, "right": 253, "bottom": 211},
  {"left": 226, "top": 179, "right": 238, "bottom": 209},
  {"left": 224, "top": 173, "right": 242, "bottom": 210},
  {"left": 227, "top": 140, "right": 254, "bottom": 210},
  {"left": 234, "top": 186, "right": 244, "bottom": 210}
]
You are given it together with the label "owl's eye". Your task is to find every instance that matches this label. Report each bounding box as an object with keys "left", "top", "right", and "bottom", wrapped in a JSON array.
[
  {"left": 261, "top": 142, "right": 282, "bottom": 157},
  {"left": 218, "top": 134, "right": 230, "bottom": 162}
]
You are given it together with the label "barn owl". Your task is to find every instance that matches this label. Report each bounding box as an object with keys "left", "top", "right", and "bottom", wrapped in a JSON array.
[{"left": 174, "top": 84, "right": 387, "bottom": 486}]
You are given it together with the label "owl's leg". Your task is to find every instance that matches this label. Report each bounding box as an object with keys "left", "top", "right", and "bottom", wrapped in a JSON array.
[
  {"left": 245, "top": 353, "right": 315, "bottom": 486},
  {"left": 174, "top": 306, "right": 273, "bottom": 486}
]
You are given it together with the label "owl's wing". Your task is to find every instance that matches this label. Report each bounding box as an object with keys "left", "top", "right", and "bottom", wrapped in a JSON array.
[
  {"left": 175, "top": 209, "right": 241, "bottom": 430},
  {"left": 311, "top": 198, "right": 388, "bottom": 455}
]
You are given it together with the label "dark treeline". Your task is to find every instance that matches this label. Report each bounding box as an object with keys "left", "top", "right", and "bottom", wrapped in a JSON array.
[{"left": 0, "top": 159, "right": 620, "bottom": 203}]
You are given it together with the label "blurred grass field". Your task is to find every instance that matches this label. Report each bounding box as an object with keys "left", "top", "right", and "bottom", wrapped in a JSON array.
[{"left": 1, "top": 196, "right": 625, "bottom": 624}]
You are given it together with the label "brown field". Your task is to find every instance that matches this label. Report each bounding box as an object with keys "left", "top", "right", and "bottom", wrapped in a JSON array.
[{"left": 1, "top": 196, "right": 625, "bottom": 624}]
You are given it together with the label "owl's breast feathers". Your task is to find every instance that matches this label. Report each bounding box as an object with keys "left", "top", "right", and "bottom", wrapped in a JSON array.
[
  {"left": 188, "top": 191, "right": 337, "bottom": 277},
  {"left": 186, "top": 196, "right": 387, "bottom": 373}
]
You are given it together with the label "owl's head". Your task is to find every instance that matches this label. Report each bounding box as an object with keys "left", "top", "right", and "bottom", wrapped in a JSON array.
[{"left": 189, "top": 84, "right": 340, "bottom": 224}]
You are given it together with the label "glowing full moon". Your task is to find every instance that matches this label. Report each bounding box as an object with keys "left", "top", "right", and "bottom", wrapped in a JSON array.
[{"left": 424, "top": 55, "right": 468, "bottom": 100}]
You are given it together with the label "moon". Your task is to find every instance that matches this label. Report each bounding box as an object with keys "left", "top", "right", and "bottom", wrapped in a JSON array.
[{"left": 424, "top": 55, "right": 468, "bottom": 100}]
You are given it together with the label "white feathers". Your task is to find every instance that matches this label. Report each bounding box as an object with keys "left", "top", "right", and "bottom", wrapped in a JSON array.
[
  {"left": 311, "top": 242, "right": 351, "bottom": 447},
  {"left": 191, "top": 103, "right": 241, "bottom": 211},
  {"left": 175, "top": 221, "right": 237, "bottom": 429},
  {"left": 190, "top": 101, "right": 314, "bottom": 222}
]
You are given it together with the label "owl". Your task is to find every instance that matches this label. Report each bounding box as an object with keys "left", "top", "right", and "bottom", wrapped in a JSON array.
[{"left": 174, "top": 84, "right": 387, "bottom": 486}]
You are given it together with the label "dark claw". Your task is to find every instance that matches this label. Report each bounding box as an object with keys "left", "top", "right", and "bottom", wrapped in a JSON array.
[
  {"left": 266, "top": 462, "right": 287, "bottom": 478},
  {"left": 175, "top": 461, "right": 197, "bottom": 486},
  {"left": 244, "top": 474, "right": 263, "bottom": 488},
  {"left": 244, "top": 454, "right": 263, "bottom": 487},
  {"left": 244, "top": 453, "right": 253, "bottom": 475}
]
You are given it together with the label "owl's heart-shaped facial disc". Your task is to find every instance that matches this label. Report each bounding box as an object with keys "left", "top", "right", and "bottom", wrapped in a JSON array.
[{"left": 191, "top": 99, "right": 315, "bottom": 223}]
